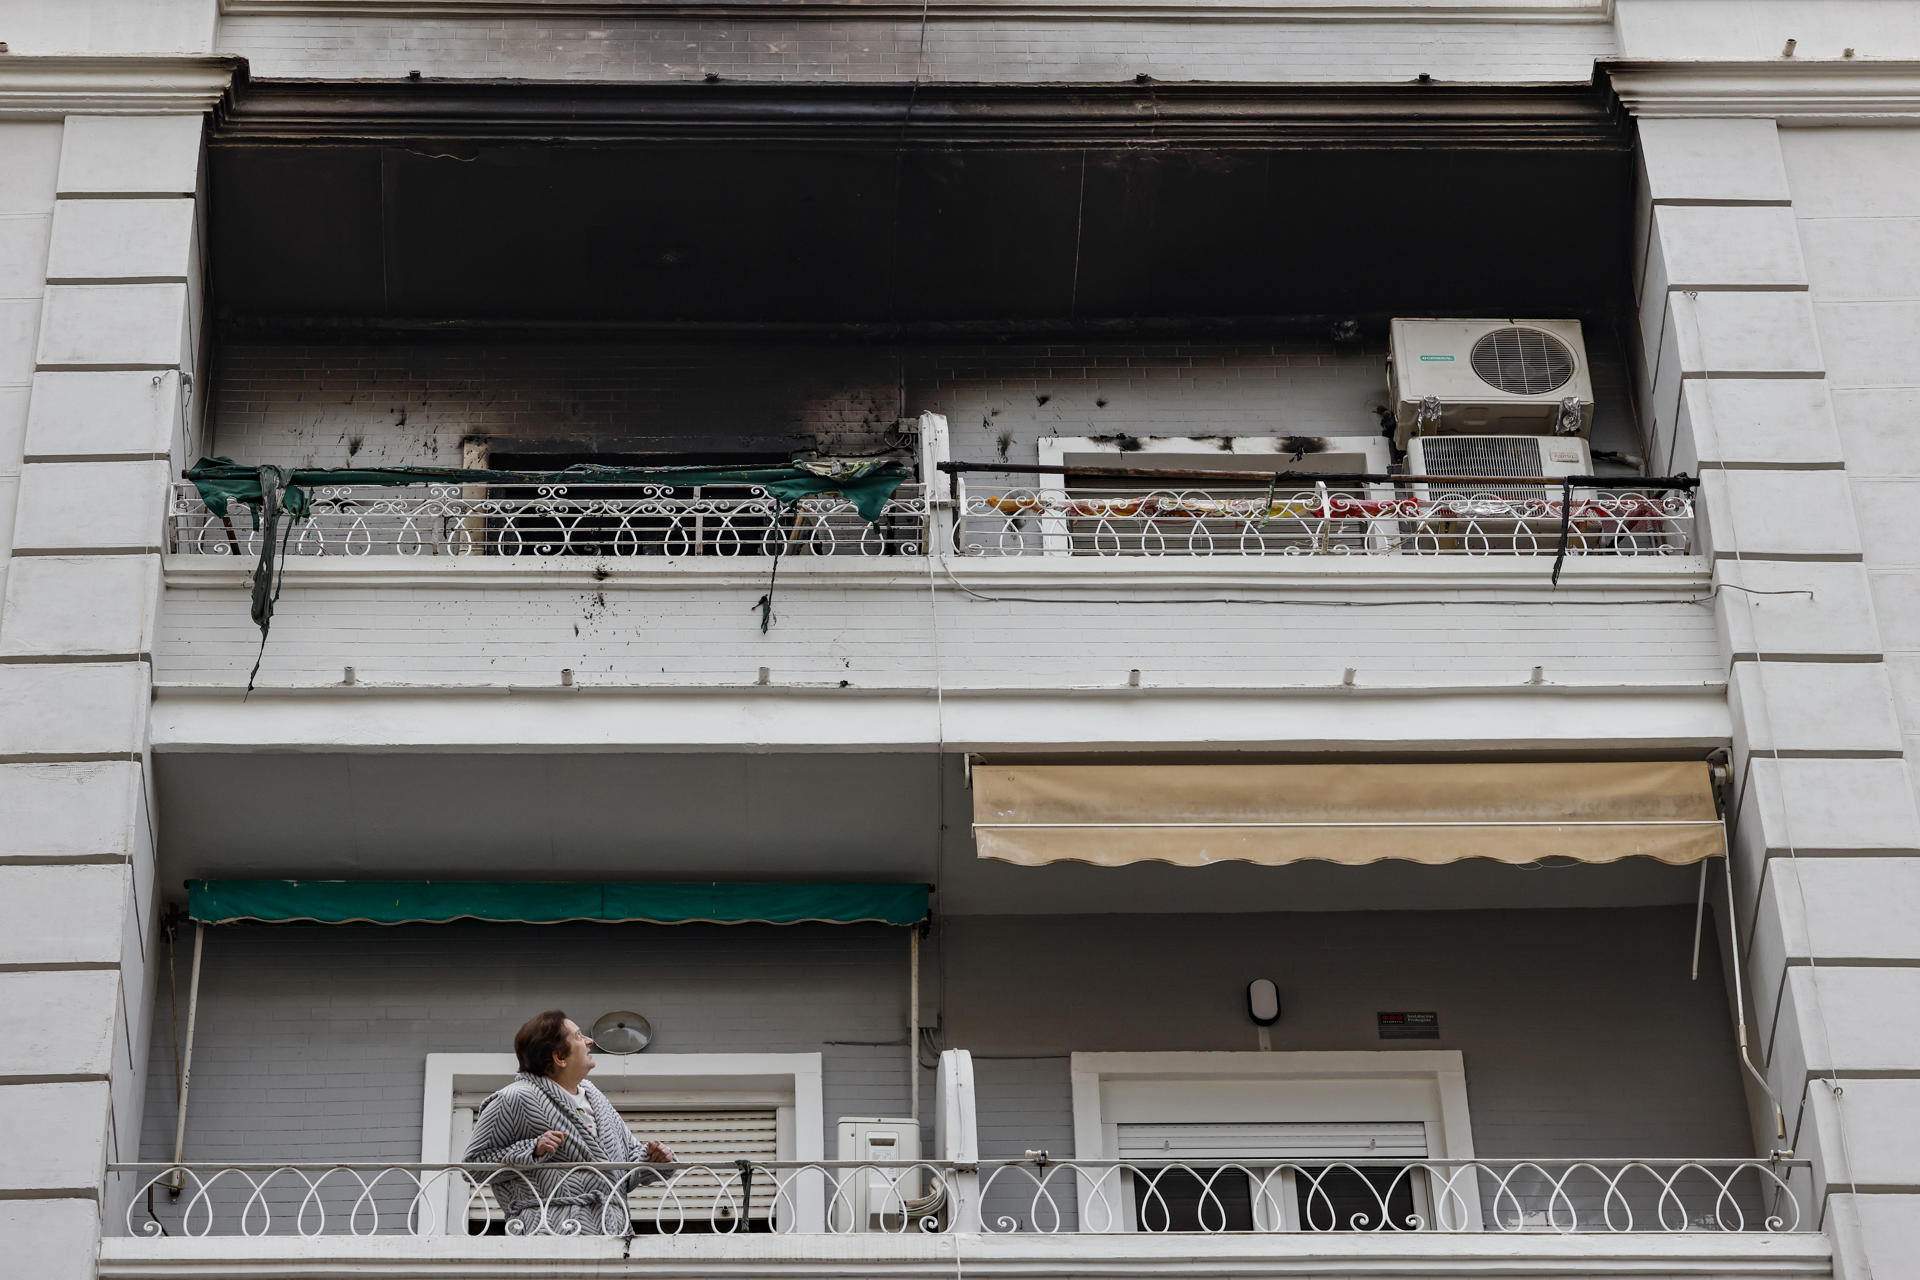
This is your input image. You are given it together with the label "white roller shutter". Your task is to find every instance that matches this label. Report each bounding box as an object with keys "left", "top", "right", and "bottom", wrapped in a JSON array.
[
  {"left": 624, "top": 1108, "right": 780, "bottom": 1228},
  {"left": 1116, "top": 1120, "right": 1428, "bottom": 1163}
]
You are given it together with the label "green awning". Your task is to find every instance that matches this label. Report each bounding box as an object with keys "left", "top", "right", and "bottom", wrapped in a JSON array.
[{"left": 188, "top": 880, "right": 930, "bottom": 927}]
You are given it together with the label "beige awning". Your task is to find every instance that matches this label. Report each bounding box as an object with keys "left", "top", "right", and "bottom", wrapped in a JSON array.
[{"left": 971, "top": 761, "right": 1724, "bottom": 868}]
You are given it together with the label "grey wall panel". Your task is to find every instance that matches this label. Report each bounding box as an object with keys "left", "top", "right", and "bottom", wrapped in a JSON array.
[{"left": 140, "top": 907, "right": 1752, "bottom": 1170}]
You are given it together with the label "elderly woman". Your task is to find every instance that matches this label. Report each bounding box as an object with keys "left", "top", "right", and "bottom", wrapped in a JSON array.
[{"left": 463, "top": 1010, "right": 676, "bottom": 1235}]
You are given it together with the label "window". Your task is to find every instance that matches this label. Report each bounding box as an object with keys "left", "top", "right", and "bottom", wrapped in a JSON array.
[
  {"left": 1069, "top": 1051, "right": 1477, "bottom": 1234},
  {"left": 454, "top": 1100, "right": 782, "bottom": 1233},
  {"left": 423, "top": 1052, "right": 826, "bottom": 1234},
  {"left": 1116, "top": 1120, "right": 1428, "bottom": 1232}
]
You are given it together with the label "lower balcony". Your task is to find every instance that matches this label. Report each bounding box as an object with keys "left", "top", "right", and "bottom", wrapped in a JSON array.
[{"left": 100, "top": 1152, "right": 1829, "bottom": 1280}]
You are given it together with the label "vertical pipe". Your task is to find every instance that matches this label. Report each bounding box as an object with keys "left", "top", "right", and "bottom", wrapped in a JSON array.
[
  {"left": 1721, "top": 856, "right": 1788, "bottom": 1143},
  {"left": 910, "top": 927, "right": 921, "bottom": 1129},
  {"left": 169, "top": 923, "right": 205, "bottom": 1196},
  {"left": 1691, "top": 856, "right": 1709, "bottom": 980}
]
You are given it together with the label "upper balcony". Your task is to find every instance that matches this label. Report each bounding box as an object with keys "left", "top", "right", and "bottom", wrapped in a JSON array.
[{"left": 143, "top": 72, "right": 1726, "bottom": 753}]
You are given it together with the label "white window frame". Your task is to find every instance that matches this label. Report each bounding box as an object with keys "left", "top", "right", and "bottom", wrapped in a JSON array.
[
  {"left": 1069, "top": 1050, "right": 1478, "bottom": 1233},
  {"left": 1035, "top": 435, "right": 1396, "bottom": 556},
  {"left": 423, "top": 1051, "right": 826, "bottom": 1233}
]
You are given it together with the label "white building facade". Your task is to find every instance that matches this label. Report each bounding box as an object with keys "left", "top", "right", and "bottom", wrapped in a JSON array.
[{"left": 1, "top": 3, "right": 1918, "bottom": 1280}]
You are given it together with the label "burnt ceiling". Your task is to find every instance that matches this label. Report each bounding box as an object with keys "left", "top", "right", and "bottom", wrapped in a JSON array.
[{"left": 209, "top": 78, "right": 1636, "bottom": 338}]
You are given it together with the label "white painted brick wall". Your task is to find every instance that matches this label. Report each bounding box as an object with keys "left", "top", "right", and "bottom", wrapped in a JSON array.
[
  {"left": 208, "top": 343, "right": 906, "bottom": 466},
  {"left": 153, "top": 579, "right": 1722, "bottom": 691},
  {"left": 206, "top": 334, "right": 1644, "bottom": 470}
]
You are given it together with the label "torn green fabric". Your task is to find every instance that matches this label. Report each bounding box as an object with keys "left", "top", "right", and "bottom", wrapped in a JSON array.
[
  {"left": 188, "top": 879, "right": 931, "bottom": 927},
  {"left": 184, "top": 456, "right": 912, "bottom": 689}
]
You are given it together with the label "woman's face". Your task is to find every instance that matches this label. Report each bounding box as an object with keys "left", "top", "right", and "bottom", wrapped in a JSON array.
[{"left": 555, "top": 1019, "right": 597, "bottom": 1076}]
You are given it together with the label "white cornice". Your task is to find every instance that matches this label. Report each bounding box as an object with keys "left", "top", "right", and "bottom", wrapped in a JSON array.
[
  {"left": 1609, "top": 59, "right": 1920, "bottom": 121},
  {"left": 0, "top": 56, "right": 241, "bottom": 118},
  {"left": 161, "top": 553, "right": 1710, "bottom": 594},
  {"left": 218, "top": 0, "right": 1612, "bottom": 22},
  {"left": 99, "top": 1222, "right": 1828, "bottom": 1280},
  {"left": 147, "top": 681, "right": 1732, "bottom": 754}
]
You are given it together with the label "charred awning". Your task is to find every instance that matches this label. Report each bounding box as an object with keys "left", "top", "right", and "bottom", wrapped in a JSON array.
[
  {"left": 187, "top": 880, "right": 930, "bottom": 927},
  {"left": 971, "top": 762, "right": 1724, "bottom": 868}
]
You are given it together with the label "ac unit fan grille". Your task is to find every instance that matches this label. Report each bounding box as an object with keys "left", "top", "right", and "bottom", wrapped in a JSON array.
[{"left": 1469, "top": 327, "right": 1576, "bottom": 396}]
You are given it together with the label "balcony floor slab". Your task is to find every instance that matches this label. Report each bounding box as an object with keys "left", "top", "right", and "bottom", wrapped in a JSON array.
[{"left": 99, "top": 1229, "right": 1834, "bottom": 1280}]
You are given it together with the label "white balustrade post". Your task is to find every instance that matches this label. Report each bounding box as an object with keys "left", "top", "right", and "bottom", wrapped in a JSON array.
[
  {"left": 917, "top": 412, "right": 954, "bottom": 557},
  {"left": 935, "top": 1049, "right": 981, "bottom": 1232}
]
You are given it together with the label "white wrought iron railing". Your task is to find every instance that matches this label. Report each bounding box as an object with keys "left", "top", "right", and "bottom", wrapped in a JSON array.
[
  {"left": 167, "top": 482, "right": 930, "bottom": 559},
  {"left": 167, "top": 475, "right": 1697, "bottom": 562},
  {"left": 952, "top": 480, "right": 1696, "bottom": 558},
  {"left": 972, "top": 1156, "right": 1804, "bottom": 1235},
  {"left": 120, "top": 1160, "right": 951, "bottom": 1238},
  {"left": 115, "top": 1156, "right": 1806, "bottom": 1238}
]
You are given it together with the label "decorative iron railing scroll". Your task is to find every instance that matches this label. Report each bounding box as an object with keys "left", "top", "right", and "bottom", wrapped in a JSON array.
[
  {"left": 117, "top": 1160, "right": 952, "bottom": 1238},
  {"left": 972, "top": 1157, "right": 1805, "bottom": 1234},
  {"left": 115, "top": 1156, "right": 1805, "bottom": 1237},
  {"left": 168, "top": 483, "right": 929, "bottom": 559},
  {"left": 953, "top": 482, "right": 1694, "bottom": 558}
]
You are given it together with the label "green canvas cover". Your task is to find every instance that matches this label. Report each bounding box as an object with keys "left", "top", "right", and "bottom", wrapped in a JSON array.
[{"left": 187, "top": 879, "right": 930, "bottom": 927}]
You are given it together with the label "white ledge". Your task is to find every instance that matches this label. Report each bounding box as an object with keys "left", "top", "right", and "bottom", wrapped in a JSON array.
[
  {"left": 0, "top": 56, "right": 241, "bottom": 116},
  {"left": 162, "top": 553, "right": 1711, "bottom": 595},
  {"left": 217, "top": 0, "right": 1613, "bottom": 23},
  {"left": 149, "top": 682, "right": 1732, "bottom": 753},
  {"left": 99, "top": 1230, "right": 1831, "bottom": 1280},
  {"left": 1608, "top": 59, "right": 1920, "bottom": 121}
]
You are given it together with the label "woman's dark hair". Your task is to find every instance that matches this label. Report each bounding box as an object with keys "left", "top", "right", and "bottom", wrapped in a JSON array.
[{"left": 514, "top": 1010, "right": 573, "bottom": 1077}]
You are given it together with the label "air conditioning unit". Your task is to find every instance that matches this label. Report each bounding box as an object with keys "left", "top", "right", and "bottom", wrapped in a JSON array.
[
  {"left": 1404, "top": 434, "right": 1593, "bottom": 554},
  {"left": 1388, "top": 319, "right": 1595, "bottom": 450},
  {"left": 833, "top": 1118, "right": 939, "bottom": 1232}
]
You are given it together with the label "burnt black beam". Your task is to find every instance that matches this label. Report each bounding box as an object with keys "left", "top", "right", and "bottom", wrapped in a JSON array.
[{"left": 213, "top": 78, "right": 1631, "bottom": 150}]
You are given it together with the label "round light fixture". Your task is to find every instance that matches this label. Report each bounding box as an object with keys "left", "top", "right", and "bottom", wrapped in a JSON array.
[{"left": 591, "top": 1011, "right": 653, "bottom": 1054}]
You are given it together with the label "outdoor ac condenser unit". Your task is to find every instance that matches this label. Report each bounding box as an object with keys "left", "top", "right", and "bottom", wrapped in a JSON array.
[
  {"left": 1388, "top": 319, "right": 1595, "bottom": 449},
  {"left": 833, "top": 1118, "right": 933, "bottom": 1232}
]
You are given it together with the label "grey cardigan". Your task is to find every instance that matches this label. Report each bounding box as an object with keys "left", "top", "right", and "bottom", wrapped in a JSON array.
[{"left": 462, "top": 1073, "right": 663, "bottom": 1235}]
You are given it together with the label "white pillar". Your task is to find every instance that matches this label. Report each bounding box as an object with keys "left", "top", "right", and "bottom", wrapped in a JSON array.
[
  {"left": 1617, "top": 68, "right": 1920, "bottom": 1280},
  {"left": 0, "top": 52, "right": 232, "bottom": 1278}
]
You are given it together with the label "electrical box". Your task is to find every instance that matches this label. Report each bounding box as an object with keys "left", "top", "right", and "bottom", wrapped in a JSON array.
[{"left": 834, "top": 1117, "right": 923, "bottom": 1232}]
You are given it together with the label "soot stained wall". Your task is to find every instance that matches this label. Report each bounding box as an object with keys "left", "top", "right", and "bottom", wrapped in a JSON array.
[{"left": 205, "top": 332, "right": 1642, "bottom": 471}]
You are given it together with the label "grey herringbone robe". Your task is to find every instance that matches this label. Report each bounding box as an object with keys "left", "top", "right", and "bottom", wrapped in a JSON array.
[{"left": 462, "top": 1072, "right": 664, "bottom": 1235}]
